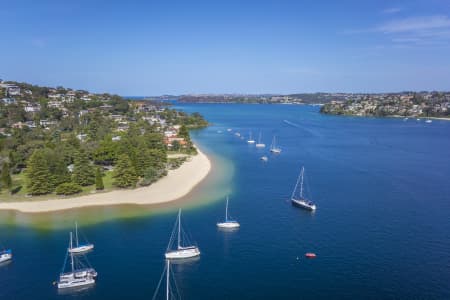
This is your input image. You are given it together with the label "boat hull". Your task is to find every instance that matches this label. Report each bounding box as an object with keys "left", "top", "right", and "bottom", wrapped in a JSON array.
[
  {"left": 270, "top": 149, "right": 281, "bottom": 154},
  {"left": 57, "top": 277, "right": 95, "bottom": 289},
  {"left": 165, "top": 247, "right": 200, "bottom": 259},
  {"left": 57, "top": 269, "right": 97, "bottom": 289},
  {"left": 69, "top": 244, "right": 94, "bottom": 254},
  {"left": 291, "top": 198, "right": 316, "bottom": 211},
  {"left": 255, "top": 143, "right": 265, "bottom": 148},
  {"left": 0, "top": 254, "right": 12, "bottom": 263},
  {"left": 0, "top": 250, "right": 12, "bottom": 263},
  {"left": 217, "top": 221, "right": 240, "bottom": 228}
]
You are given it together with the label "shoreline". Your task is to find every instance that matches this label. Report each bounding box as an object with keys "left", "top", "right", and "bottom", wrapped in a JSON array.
[
  {"left": 0, "top": 147, "right": 211, "bottom": 213},
  {"left": 321, "top": 112, "right": 450, "bottom": 121}
]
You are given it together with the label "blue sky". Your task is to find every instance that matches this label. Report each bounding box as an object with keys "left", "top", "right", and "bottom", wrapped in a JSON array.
[{"left": 1, "top": 0, "right": 450, "bottom": 95}]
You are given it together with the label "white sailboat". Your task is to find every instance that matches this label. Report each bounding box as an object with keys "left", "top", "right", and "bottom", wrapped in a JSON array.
[
  {"left": 56, "top": 232, "right": 97, "bottom": 289},
  {"left": 291, "top": 166, "right": 316, "bottom": 211},
  {"left": 255, "top": 132, "right": 265, "bottom": 148},
  {"left": 0, "top": 249, "right": 12, "bottom": 263},
  {"left": 247, "top": 131, "right": 255, "bottom": 144},
  {"left": 260, "top": 155, "right": 268, "bottom": 162},
  {"left": 68, "top": 222, "right": 94, "bottom": 254},
  {"left": 152, "top": 260, "right": 180, "bottom": 300},
  {"left": 217, "top": 197, "right": 240, "bottom": 228},
  {"left": 270, "top": 136, "right": 282, "bottom": 153},
  {"left": 165, "top": 210, "right": 200, "bottom": 259}
]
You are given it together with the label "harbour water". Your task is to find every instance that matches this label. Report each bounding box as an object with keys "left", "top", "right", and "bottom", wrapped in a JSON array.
[{"left": 1, "top": 104, "right": 450, "bottom": 299}]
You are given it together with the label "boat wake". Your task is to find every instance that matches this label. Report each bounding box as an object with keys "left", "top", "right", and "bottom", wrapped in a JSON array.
[{"left": 283, "top": 119, "right": 301, "bottom": 128}]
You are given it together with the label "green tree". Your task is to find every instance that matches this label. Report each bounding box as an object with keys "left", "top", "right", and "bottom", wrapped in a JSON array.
[
  {"left": 139, "top": 166, "right": 158, "bottom": 186},
  {"left": 55, "top": 182, "right": 82, "bottom": 195},
  {"left": 178, "top": 125, "right": 189, "bottom": 139},
  {"left": 147, "top": 149, "right": 167, "bottom": 170},
  {"left": 171, "top": 140, "right": 181, "bottom": 151},
  {"left": 72, "top": 150, "right": 95, "bottom": 186},
  {"left": 1, "top": 162, "right": 12, "bottom": 190},
  {"left": 112, "top": 154, "right": 138, "bottom": 188},
  {"left": 95, "top": 167, "right": 104, "bottom": 190},
  {"left": 93, "top": 136, "right": 118, "bottom": 165},
  {"left": 26, "top": 149, "right": 54, "bottom": 195}
]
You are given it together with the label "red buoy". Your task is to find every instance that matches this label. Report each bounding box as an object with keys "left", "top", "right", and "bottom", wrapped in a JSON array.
[{"left": 305, "top": 252, "right": 316, "bottom": 258}]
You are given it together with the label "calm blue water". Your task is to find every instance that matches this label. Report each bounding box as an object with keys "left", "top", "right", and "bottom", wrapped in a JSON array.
[{"left": 1, "top": 104, "right": 450, "bottom": 299}]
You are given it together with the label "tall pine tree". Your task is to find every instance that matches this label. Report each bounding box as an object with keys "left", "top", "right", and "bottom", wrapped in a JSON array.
[
  {"left": 95, "top": 167, "right": 104, "bottom": 190},
  {"left": 1, "top": 162, "right": 12, "bottom": 191},
  {"left": 26, "top": 149, "right": 54, "bottom": 195},
  {"left": 112, "top": 154, "right": 138, "bottom": 188},
  {"left": 72, "top": 150, "right": 95, "bottom": 186}
]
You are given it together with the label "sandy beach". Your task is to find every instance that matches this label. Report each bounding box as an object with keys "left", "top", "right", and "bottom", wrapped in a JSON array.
[{"left": 0, "top": 148, "right": 211, "bottom": 213}]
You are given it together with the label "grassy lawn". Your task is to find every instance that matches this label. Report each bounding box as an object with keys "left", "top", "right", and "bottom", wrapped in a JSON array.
[{"left": 0, "top": 170, "right": 115, "bottom": 202}]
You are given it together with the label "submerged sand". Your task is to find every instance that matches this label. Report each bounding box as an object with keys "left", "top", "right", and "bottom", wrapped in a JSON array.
[{"left": 0, "top": 148, "right": 211, "bottom": 213}]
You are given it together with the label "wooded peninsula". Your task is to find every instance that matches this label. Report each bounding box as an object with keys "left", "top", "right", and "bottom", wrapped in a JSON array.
[{"left": 0, "top": 80, "right": 208, "bottom": 200}]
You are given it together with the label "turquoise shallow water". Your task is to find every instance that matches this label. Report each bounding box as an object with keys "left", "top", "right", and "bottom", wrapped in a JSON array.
[{"left": 1, "top": 103, "right": 450, "bottom": 299}]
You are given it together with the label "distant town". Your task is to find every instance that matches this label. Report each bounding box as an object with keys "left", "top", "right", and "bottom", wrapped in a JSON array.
[
  {"left": 161, "top": 92, "right": 450, "bottom": 119},
  {"left": 320, "top": 92, "right": 450, "bottom": 118}
]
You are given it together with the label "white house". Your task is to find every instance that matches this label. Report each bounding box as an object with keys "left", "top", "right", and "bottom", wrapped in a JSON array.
[
  {"left": 24, "top": 104, "right": 40, "bottom": 113},
  {"left": 2, "top": 98, "right": 16, "bottom": 105}
]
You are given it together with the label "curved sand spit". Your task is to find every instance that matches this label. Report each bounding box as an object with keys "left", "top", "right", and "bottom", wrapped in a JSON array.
[{"left": 0, "top": 148, "right": 211, "bottom": 213}]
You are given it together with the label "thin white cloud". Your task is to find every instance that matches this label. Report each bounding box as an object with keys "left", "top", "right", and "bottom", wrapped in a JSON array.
[
  {"left": 375, "top": 15, "right": 450, "bottom": 33},
  {"left": 345, "top": 15, "right": 450, "bottom": 46}
]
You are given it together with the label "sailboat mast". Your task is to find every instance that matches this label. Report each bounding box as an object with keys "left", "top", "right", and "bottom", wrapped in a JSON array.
[
  {"left": 225, "top": 197, "right": 229, "bottom": 221},
  {"left": 177, "top": 209, "right": 181, "bottom": 250},
  {"left": 75, "top": 222, "right": 79, "bottom": 247},
  {"left": 300, "top": 167, "right": 304, "bottom": 198},
  {"left": 70, "top": 232, "right": 74, "bottom": 273},
  {"left": 291, "top": 167, "right": 302, "bottom": 199},
  {"left": 166, "top": 259, "right": 170, "bottom": 300}
]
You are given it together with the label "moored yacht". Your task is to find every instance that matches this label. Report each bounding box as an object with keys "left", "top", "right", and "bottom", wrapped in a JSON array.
[
  {"left": 255, "top": 131, "right": 265, "bottom": 148},
  {"left": 68, "top": 222, "right": 94, "bottom": 254},
  {"left": 291, "top": 166, "right": 316, "bottom": 211},
  {"left": 56, "top": 232, "right": 97, "bottom": 290},
  {"left": 0, "top": 249, "right": 12, "bottom": 263},
  {"left": 270, "top": 136, "right": 282, "bottom": 153},
  {"left": 247, "top": 131, "right": 255, "bottom": 144},
  {"left": 217, "top": 196, "right": 240, "bottom": 229},
  {"left": 165, "top": 210, "right": 200, "bottom": 259}
]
